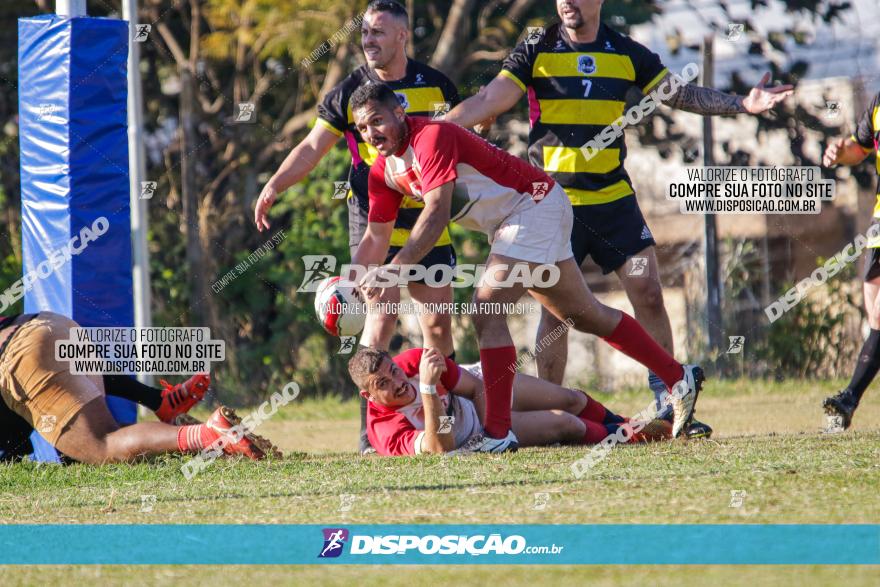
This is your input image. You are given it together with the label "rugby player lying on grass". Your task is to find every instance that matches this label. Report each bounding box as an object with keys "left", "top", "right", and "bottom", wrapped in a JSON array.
[
  {"left": 348, "top": 346, "right": 670, "bottom": 456},
  {"left": 0, "top": 311, "right": 275, "bottom": 463}
]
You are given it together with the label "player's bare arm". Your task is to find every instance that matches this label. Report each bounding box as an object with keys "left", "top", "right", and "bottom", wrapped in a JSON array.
[
  {"left": 254, "top": 124, "right": 339, "bottom": 231},
  {"left": 660, "top": 71, "right": 793, "bottom": 116},
  {"left": 823, "top": 137, "right": 872, "bottom": 167},
  {"left": 418, "top": 348, "right": 454, "bottom": 454},
  {"left": 351, "top": 220, "right": 394, "bottom": 269},
  {"left": 349, "top": 220, "right": 393, "bottom": 300},
  {"left": 444, "top": 75, "right": 524, "bottom": 129},
  {"left": 387, "top": 181, "right": 453, "bottom": 267}
]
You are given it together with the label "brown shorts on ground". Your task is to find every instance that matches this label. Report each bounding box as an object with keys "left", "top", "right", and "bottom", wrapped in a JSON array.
[{"left": 0, "top": 312, "right": 103, "bottom": 445}]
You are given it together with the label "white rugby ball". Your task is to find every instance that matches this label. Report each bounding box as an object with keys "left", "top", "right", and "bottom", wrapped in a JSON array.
[{"left": 314, "top": 276, "right": 366, "bottom": 337}]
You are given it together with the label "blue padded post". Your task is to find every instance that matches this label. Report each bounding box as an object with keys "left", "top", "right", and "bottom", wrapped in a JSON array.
[{"left": 18, "top": 15, "right": 136, "bottom": 461}]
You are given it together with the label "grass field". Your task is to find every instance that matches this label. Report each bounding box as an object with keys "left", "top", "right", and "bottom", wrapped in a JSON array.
[{"left": 1, "top": 379, "right": 879, "bottom": 585}]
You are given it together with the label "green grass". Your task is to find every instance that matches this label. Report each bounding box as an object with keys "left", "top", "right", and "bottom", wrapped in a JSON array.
[
  {"left": 0, "top": 565, "right": 878, "bottom": 587},
  {"left": 1, "top": 379, "right": 878, "bottom": 584},
  {"left": 1, "top": 431, "right": 878, "bottom": 524}
]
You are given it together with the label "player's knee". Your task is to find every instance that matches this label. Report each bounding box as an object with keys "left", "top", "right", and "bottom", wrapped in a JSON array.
[
  {"left": 566, "top": 311, "right": 602, "bottom": 334},
  {"left": 59, "top": 435, "right": 113, "bottom": 465},
  {"left": 630, "top": 280, "right": 665, "bottom": 312},
  {"left": 470, "top": 290, "right": 503, "bottom": 331},
  {"left": 555, "top": 412, "right": 584, "bottom": 442},
  {"left": 565, "top": 389, "right": 588, "bottom": 415}
]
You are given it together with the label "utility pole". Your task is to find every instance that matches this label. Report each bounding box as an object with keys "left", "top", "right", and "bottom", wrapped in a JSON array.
[
  {"left": 702, "top": 34, "right": 723, "bottom": 355},
  {"left": 122, "top": 0, "right": 153, "bottom": 388},
  {"left": 55, "top": 1, "right": 86, "bottom": 17}
]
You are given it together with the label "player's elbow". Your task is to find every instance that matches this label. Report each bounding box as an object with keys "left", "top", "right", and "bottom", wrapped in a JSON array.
[
  {"left": 420, "top": 440, "right": 448, "bottom": 455},
  {"left": 421, "top": 443, "right": 448, "bottom": 455},
  {"left": 420, "top": 434, "right": 454, "bottom": 455}
]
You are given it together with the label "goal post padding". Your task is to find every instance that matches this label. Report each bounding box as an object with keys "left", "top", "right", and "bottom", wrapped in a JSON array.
[{"left": 18, "top": 15, "right": 136, "bottom": 461}]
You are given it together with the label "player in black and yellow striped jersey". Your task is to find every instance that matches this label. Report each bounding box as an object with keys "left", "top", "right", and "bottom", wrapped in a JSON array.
[
  {"left": 254, "top": 1, "right": 468, "bottom": 454},
  {"left": 822, "top": 91, "right": 880, "bottom": 431},
  {"left": 446, "top": 0, "right": 793, "bottom": 438}
]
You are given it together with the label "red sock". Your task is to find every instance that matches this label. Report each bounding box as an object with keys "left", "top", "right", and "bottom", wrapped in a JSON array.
[
  {"left": 480, "top": 345, "right": 517, "bottom": 439},
  {"left": 580, "top": 418, "right": 610, "bottom": 444},
  {"left": 602, "top": 313, "right": 683, "bottom": 390},
  {"left": 176, "top": 424, "right": 218, "bottom": 452},
  {"left": 577, "top": 396, "right": 607, "bottom": 422}
]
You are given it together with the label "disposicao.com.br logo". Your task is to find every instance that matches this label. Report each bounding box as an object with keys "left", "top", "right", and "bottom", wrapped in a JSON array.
[{"left": 317, "top": 528, "right": 564, "bottom": 558}]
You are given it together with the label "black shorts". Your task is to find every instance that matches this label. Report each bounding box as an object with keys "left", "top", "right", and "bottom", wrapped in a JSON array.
[
  {"left": 571, "top": 195, "right": 656, "bottom": 274},
  {"left": 0, "top": 400, "right": 33, "bottom": 462},
  {"left": 348, "top": 192, "right": 369, "bottom": 250},
  {"left": 347, "top": 193, "right": 457, "bottom": 285}
]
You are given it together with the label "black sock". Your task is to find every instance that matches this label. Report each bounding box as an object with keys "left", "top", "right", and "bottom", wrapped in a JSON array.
[
  {"left": 359, "top": 394, "right": 371, "bottom": 448},
  {"left": 846, "top": 329, "right": 880, "bottom": 401},
  {"left": 103, "top": 375, "right": 163, "bottom": 411}
]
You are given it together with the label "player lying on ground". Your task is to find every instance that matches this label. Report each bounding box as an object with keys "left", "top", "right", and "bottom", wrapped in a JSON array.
[
  {"left": 822, "top": 90, "right": 880, "bottom": 431},
  {"left": 349, "top": 346, "right": 671, "bottom": 456},
  {"left": 444, "top": 0, "right": 791, "bottom": 437},
  {"left": 348, "top": 81, "right": 704, "bottom": 452},
  {"left": 0, "top": 312, "right": 274, "bottom": 463}
]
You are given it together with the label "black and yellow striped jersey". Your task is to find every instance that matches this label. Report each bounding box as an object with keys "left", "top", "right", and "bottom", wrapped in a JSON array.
[
  {"left": 501, "top": 23, "right": 668, "bottom": 207},
  {"left": 316, "top": 59, "right": 460, "bottom": 247},
  {"left": 852, "top": 92, "right": 880, "bottom": 218}
]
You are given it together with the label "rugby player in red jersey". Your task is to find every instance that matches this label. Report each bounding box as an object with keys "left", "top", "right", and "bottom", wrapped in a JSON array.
[
  {"left": 347, "top": 82, "right": 704, "bottom": 452},
  {"left": 348, "top": 346, "right": 670, "bottom": 456}
]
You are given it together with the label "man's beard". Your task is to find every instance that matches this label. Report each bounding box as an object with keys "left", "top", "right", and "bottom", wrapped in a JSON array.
[
  {"left": 563, "top": 14, "right": 585, "bottom": 29},
  {"left": 559, "top": 4, "right": 585, "bottom": 29}
]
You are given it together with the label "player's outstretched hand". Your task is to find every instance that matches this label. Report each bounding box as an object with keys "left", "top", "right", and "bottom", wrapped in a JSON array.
[
  {"left": 419, "top": 347, "right": 447, "bottom": 386},
  {"left": 254, "top": 183, "right": 278, "bottom": 232},
  {"left": 823, "top": 138, "right": 847, "bottom": 167},
  {"left": 742, "top": 72, "right": 794, "bottom": 114},
  {"left": 358, "top": 265, "right": 391, "bottom": 302}
]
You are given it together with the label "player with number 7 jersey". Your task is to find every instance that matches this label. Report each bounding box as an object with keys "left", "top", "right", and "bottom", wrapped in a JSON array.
[{"left": 348, "top": 82, "right": 705, "bottom": 451}]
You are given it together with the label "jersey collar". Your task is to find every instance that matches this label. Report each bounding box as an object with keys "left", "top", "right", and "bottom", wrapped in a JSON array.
[{"left": 558, "top": 21, "right": 608, "bottom": 51}]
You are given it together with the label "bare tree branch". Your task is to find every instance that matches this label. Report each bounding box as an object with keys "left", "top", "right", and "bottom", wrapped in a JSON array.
[
  {"left": 429, "top": 0, "right": 478, "bottom": 76},
  {"left": 153, "top": 19, "right": 189, "bottom": 68},
  {"left": 254, "top": 41, "right": 351, "bottom": 169},
  {"left": 506, "top": 0, "right": 538, "bottom": 25},
  {"left": 462, "top": 49, "right": 510, "bottom": 68}
]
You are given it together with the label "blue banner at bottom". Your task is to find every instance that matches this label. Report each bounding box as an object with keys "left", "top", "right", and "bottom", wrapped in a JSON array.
[{"left": 0, "top": 525, "right": 876, "bottom": 565}]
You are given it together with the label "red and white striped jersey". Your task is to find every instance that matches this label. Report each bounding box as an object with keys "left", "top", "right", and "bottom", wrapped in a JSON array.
[{"left": 367, "top": 117, "right": 556, "bottom": 234}]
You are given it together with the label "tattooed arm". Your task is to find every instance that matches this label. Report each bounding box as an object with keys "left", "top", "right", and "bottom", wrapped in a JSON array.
[
  {"left": 658, "top": 71, "right": 793, "bottom": 116},
  {"left": 665, "top": 83, "right": 747, "bottom": 115}
]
